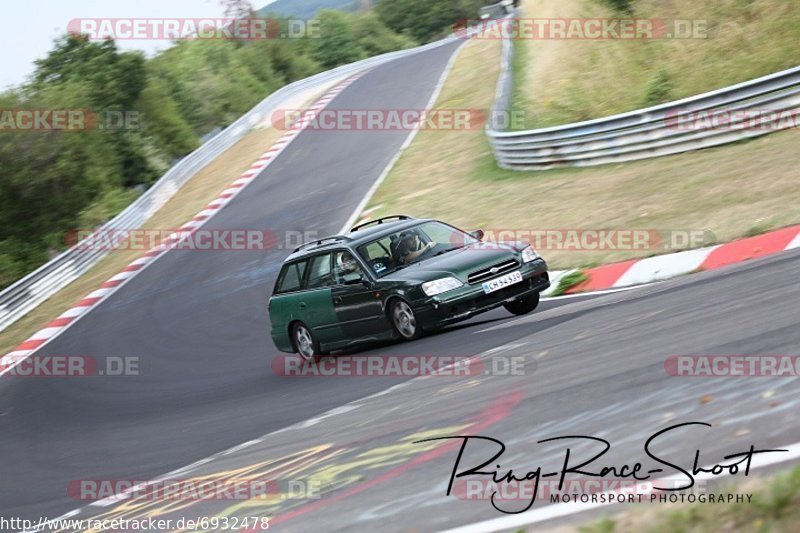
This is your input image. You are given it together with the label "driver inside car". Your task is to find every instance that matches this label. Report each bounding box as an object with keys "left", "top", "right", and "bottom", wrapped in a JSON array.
[
  {"left": 336, "top": 252, "right": 364, "bottom": 283},
  {"left": 396, "top": 231, "right": 435, "bottom": 265}
]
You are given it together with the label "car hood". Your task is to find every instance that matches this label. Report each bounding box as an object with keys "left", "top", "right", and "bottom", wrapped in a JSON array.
[{"left": 380, "top": 242, "right": 525, "bottom": 283}]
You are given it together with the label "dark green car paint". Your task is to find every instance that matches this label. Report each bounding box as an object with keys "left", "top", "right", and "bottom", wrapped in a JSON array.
[{"left": 268, "top": 218, "right": 550, "bottom": 355}]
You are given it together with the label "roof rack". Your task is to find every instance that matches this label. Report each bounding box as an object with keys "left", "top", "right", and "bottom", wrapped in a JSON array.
[
  {"left": 350, "top": 215, "right": 414, "bottom": 232},
  {"left": 293, "top": 236, "right": 352, "bottom": 253}
]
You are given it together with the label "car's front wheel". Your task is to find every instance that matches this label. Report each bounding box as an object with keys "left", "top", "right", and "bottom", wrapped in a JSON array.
[
  {"left": 389, "top": 299, "right": 422, "bottom": 341},
  {"left": 292, "top": 322, "right": 321, "bottom": 362},
  {"left": 504, "top": 292, "right": 540, "bottom": 316}
]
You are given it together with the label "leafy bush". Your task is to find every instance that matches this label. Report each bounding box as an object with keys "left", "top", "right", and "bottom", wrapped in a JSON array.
[
  {"left": 313, "top": 10, "right": 366, "bottom": 68},
  {"left": 376, "top": 0, "right": 499, "bottom": 43},
  {"left": 552, "top": 271, "right": 589, "bottom": 296}
]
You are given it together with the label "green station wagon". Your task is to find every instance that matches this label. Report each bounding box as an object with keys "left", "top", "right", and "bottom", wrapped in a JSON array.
[{"left": 268, "top": 216, "right": 550, "bottom": 360}]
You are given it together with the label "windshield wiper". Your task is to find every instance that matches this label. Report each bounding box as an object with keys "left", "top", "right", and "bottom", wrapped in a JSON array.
[{"left": 435, "top": 247, "right": 459, "bottom": 256}]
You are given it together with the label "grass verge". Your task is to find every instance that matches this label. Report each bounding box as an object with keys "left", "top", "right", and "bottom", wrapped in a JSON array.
[
  {"left": 551, "top": 271, "right": 588, "bottom": 296},
  {"left": 513, "top": 0, "right": 800, "bottom": 129}
]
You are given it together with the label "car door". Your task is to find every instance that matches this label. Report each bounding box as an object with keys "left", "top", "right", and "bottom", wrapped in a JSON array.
[
  {"left": 299, "top": 252, "right": 341, "bottom": 345},
  {"left": 330, "top": 250, "right": 387, "bottom": 341},
  {"left": 269, "top": 259, "right": 309, "bottom": 351}
]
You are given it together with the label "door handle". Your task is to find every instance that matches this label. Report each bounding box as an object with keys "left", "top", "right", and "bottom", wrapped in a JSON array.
[
  {"left": 334, "top": 297, "right": 343, "bottom": 304},
  {"left": 299, "top": 302, "right": 307, "bottom": 309}
]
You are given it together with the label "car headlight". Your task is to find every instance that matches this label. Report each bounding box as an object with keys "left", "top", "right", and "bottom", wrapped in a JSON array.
[
  {"left": 521, "top": 246, "right": 539, "bottom": 263},
  {"left": 422, "top": 277, "right": 463, "bottom": 296}
]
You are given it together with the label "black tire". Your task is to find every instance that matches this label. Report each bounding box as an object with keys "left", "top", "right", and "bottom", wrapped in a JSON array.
[
  {"left": 504, "top": 292, "right": 540, "bottom": 316},
  {"left": 291, "top": 322, "right": 321, "bottom": 362},
  {"left": 389, "top": 299, "right": 423, "bottom": 341}
]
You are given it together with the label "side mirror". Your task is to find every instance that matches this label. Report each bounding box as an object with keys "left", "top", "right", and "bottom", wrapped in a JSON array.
[{"left": 469, "top": 229, "right": 484, "bottom": 241}]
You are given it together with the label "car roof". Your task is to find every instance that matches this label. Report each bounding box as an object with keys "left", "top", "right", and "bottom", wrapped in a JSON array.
[{"left": 283, "top": 217, "right": 432, "bottom": 262}]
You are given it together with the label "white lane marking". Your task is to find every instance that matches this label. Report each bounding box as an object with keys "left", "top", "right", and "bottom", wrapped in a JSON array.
[
  {"left": 786, "top": 230, "right": 800, "bottom": 250},
  {"left": 439, "top": 441, "right": 800, "bottom": 533},
  {"left": 106, "top": 270, "right": 136, "bottom": 283},
  {"left": 3, "top": 350, "right": 34, "bottom": 359},
  {"left": 28, "top": 327, "right": 64, "bottom": 340},
  {"left": 295, "top": 404, "right": 362, "bottom": 429},
  {"left": 85, "top": 287, "right": 116, "bottom": 298},
  {"left": 360, "top": 381, "right": 412, "bottom": 400},
  {"left": 612, "top": 246, "right": 719, "bottom": 288},
  {"left": 221, "top": 439, "right": 265, "bottom": 456},
  {"left": 195, "top": 209, "right": 218, "bottom": 218},
  {"left": 338, "top": 39, "right": 467, "bottom": 234},
  {"left": 133, "top": 254, "right": 159, "bottom": 264},
  {"left": 543, "top": 284, "right": 645, "bottom": 300}
]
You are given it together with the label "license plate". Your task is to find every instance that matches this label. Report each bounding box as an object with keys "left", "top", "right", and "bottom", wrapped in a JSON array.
[{"left": 482, "top": 270, "right": 523, "bottom": 294}]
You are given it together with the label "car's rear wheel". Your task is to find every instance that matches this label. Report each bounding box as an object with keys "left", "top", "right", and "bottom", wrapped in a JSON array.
[
  {"left": 504, "top": 292, "right": 540, "bottom": 316},
  {"left": 389, "top": 299, "right": 422, "bottom": 341},
  {"left": 292, "top": 322, "right": 321, "bottom": 362}
]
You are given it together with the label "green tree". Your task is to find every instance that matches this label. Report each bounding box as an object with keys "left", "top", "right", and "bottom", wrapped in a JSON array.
[
  {"left": 376, "top": 0, "right": 497, "bottom": 42},
  {"left": 352, "top": 12, "right": 417, "bottom": 56},
  {"left": 138, "top": 78, "right": 200, "bottom": 159},
  {"left": 313, "top": 10, "right": 365, "bottom": 68},
  {"left": 33, "top": 35, "right": 147, "bottom": 110}
]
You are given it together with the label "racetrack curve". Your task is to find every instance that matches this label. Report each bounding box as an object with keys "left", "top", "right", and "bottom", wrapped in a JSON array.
[
  {"left": 2, "top": 37, "right": 800, "bottom": 532},
  {"left": 0, "top": 41, "right": 469, "bottom": 521}
]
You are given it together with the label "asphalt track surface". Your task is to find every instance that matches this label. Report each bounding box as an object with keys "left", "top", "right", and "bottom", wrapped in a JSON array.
[{"left": 2, "top": 40, "right": 800, "bottom": 531}]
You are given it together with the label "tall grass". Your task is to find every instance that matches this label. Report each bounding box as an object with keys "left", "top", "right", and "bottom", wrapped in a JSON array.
[{"left": 513, "top": 0, "right": 800, "bottom": 129}]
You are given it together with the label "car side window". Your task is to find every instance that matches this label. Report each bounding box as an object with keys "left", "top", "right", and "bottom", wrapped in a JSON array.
[
  {"left": 359, "top": 239, "right": 393, "bottom": 275},
  {"left": 333, "top": 251, "right": 366, "bottom": 285},
  {"left": 305, "top": 253, "right": 333, "bottom": 289},
  {"left": 276, "top": 261, "right": 307, "bottom": 293}
]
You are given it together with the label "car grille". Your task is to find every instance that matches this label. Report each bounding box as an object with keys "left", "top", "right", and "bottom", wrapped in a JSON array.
[{"left": 467, "top": 259, "right": 520, "bottom": 284}]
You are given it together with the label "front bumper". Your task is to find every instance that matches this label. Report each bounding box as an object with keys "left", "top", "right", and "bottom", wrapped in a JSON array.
[{"left": 414, "top": 258, "right": 549, "bottom": 326}]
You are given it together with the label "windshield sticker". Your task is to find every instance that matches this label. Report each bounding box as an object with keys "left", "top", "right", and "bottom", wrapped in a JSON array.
[{"left": 373, "top": 262, "right": 387, "bottom": 273}]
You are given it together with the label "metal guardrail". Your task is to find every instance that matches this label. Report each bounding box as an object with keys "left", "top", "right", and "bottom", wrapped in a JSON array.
[
  {"left": 487, "top": 18, "right": 800, "bottom": 170},
  {"left": 0, "top": 36, "right": 461, "bottom": 333}
]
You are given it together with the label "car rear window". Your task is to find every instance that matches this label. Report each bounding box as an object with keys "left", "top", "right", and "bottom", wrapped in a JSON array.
[
  {"left": 275, "top": 261, "right": 307, "bottom": 294},
  {"left": 305, "top": 253, "right": 333, "bottom": 289}
]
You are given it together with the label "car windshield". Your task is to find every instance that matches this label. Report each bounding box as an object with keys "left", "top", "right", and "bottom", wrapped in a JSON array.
[{"left": 356, "top": 221, "right": 478, "bottom": 278}]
